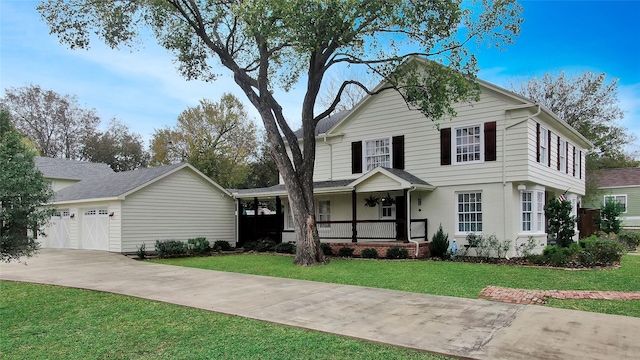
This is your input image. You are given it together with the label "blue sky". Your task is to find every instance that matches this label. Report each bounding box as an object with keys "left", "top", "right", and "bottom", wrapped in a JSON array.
[{"left": 1, "top": 1, "right": 639, "bottom": 153}]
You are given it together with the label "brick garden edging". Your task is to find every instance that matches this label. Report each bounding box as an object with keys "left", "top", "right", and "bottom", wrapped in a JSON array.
[
  {"left": 479, "top": 285, "right": 640, "bottom": 305},
  {"left": 326, "top": 242, "right": 429, "bottom": 259}
]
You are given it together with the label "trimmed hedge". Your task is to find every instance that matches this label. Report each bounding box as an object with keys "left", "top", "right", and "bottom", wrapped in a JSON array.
[
  {"left": 360, "top": 248, "right": 379, "bottom": 259},
  {"left": 386, "top": 246, "right": 409, "bottom": 259},
  {"left": 337, "top": 247, "right": 355, "bottom": 257},
  {"left": 274, "top": 242, "right": 296, "bottom": 254},
  {"left": 155, "top": 240, "right": 188, "bottom": 259}
]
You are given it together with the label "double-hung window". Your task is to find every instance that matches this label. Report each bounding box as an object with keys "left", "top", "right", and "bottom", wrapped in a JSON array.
[
  {"left": 521, "top": 189, "right": 545, "bottom": 233},
  {"left": 317, "top": 200, "right": 331, "bottom": 230},
  {"left": 559, "top": 139, "right": 566, "bottom": 172},
  {"left": 457, "top": 192, "right": 482, "bottom": 232},
  {"left": 539, "top": 127, "right": 549, "bottom": 166},
  {"left": 364, "top": 137, "right": 391, "bottom": 171},
  {"left": 454, "top": 125, "right": 482, "bottom": 164},
  {"left": 604, "top": 195, "right": 627, "bottom": 213}
]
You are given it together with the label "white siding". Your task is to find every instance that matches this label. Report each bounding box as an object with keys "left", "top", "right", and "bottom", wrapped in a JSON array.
[{"left": 120, "top": 168, "right": 235, "bottom": 253}]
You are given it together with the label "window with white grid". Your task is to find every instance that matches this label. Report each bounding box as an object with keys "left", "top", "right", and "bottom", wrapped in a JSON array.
[
  {"left": 454, "top": 125, "right": 482, "bottom": 163},
  {"left": 364, "top": 137, "right": 391, "bottom": 171},
  {"left": 539, "top": 127, "right": 549, "bottom": 166},
  {"left": 604, "top": 195, "right": 627, "bottom": 213},
  {"left": 317, "top": 200, "right": 331, "bottom": 230},
  {"left": 521, "top": 190, "right": 545, "bottom": 233},
  {"left": 457, "top": 192, "right": 482, "bottom": 233}
]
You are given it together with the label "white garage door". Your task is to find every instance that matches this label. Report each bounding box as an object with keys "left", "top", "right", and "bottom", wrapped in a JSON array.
[
  {"left": 44, "top": 210, "right": 71, "bottom": 248},
  {"left": 82, "top": 209, "right": 110, "bottom": 251}
]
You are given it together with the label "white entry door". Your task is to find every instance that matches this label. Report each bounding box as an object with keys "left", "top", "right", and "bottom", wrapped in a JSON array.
[
  {"left": 82, "top": 209, "right": 110, "bottom": 251},
  {"left": 45, "top": 210, "right": 71, "bottom": 248}
]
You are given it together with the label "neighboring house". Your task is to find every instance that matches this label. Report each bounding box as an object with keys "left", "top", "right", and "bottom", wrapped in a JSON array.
[
  {"left": 585, "top": 168, "right": 640, "bottom": 229},
  {"left": 233, "top": 60, "right": 593, "bottom": 256},
  {"left": 36, "top": 158, "right": 236, "bottom": 253}
]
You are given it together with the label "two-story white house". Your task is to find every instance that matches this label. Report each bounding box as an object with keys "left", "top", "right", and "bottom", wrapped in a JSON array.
[{"left": 234, "top": 67, "right": 593, "bottom": 256}]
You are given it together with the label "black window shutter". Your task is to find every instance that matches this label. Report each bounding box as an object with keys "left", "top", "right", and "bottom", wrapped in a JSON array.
[
  {"left": 557, "top": 136, "right": 561, "bottom": 170},
  {"left": 579, "top": 150, "right": 582, "bottom": 179},
  {"left": 565, "top": 143, "right": 569, "bottom": 173},
  {"left": 351, "top": 141, "right": 362, "bottom": 174},
  {"left": 572, "top": 146, "right": 576, "bottom": 176},
  {"left": 440, "top": 128, "right": 451, "bottom": 165},
  {"left": 547, "top": 130, "right": 552, "bottom": 167},
  {"left": 484, "top": 121, "right": 496, "bottom": 161},
  {"left": 392, "top": 135, "right": 405, "bottom": 170},
  {"left": 536, "top": 123, "right": 540, "bottom": 163}
]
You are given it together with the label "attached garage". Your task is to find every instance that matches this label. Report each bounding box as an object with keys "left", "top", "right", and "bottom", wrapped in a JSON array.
[{"left": 39, "top": 163, "right": 236, "bottom": 253}]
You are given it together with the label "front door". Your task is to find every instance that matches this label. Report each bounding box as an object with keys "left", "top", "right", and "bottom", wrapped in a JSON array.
[{"left": 395, "top": 196, "right": 406, "bottom": 240}]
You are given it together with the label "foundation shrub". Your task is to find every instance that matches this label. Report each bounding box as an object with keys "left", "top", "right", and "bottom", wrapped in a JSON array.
[
  {"left": 337, "top": 247, "right": 355, "bottom": 257},
  {"left": 619, "top": 230, "right": 640, "bottom": 251},
  {"left": 386, "top": 246, "right": 409, "bottom": 259},
  {"left": 360, "top": 248, "right": 379, "bottom": 259},
  {"left": 429, "top": 224, "right": 449, "bottom": 259},
  {"left": 155, "top": 240, "right": 188, "bottom": 259},
  {"left": 187, "top": 237, "right": 211, "bottom": 255},
  {"left": 255, "top": 238, "right": 276, "bottom": 252},
  {"left": 274, "top": 242, "right": 296, "bottom": 254},
  {"left": 581, "top": 239, "right": 626, "bottom": 266},
  {"left": 243, "top": 241, "right": 257, "bottom": 252},
  {"left": 320, "top": 243, "right": 333, "bottom": 256},
  {"left": 136, "top": 243, "right": 147, "bottom": 260},
  {"left": 212, "top": 240, "right": 233, "bottom": 252}
]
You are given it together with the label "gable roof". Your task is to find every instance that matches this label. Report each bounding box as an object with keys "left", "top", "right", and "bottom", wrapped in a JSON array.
[
  {"left": 292, "top": 110, "right": 349, "bottom": 139},
  {"left": 53, "top": 163, "right": 231, "bottom": 203},
  {"left": 348, "top": 167, "right": 434, "bottom": 190},
  {"left": 35, "top": 156, "right": 114, "bottom": 180},
  {"left": 319, "top": 56, "right": 592, "bottom": 148},
  {"left": 590, "top": 168, "right": 640, "bottom": 188}
]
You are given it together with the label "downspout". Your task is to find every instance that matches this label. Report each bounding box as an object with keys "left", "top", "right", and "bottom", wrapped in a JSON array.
[{"left": 406, "top": 186, "right": 420, "bottom": 258}]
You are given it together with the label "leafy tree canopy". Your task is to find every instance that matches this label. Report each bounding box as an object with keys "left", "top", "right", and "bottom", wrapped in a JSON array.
[
  {"left": 0, "top": 110, "right": 55, "bottom": 263},
  {"left": 149, "top": 93, "right": 257, "bottom": 188},
  {"left": 82, "top": 119, "right": 149, "bottom": 172},
  {"left": 38, "top": 0, "right": 523, "bottom": 266},
  {"left": 511, "top": 72, "right": 637, "bottom": 167},
  {"left": 1, "top": 84, "right": 100, "bottom": 159}
]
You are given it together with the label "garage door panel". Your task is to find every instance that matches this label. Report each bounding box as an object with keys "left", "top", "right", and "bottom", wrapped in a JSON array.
[
  {"left": 43, "top": 210, "right": 70, "bottom": 248},
  {"left": 82, "top": 209, "right": 109, "bottom": 251}
]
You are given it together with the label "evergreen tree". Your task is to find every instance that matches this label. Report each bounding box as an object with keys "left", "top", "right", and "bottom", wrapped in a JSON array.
[
  {"left": 598, "top": 199, "right": 623, "bottom": 234},
  {"left": 544, "top": 198, "right": 576, "bottom": 247},
  {"left": 0, "top": 110, "right": 54, "bottom": 262}
]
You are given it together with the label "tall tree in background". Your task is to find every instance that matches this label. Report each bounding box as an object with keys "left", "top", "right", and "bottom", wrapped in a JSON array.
[
  {"left": 511, "top": 72, "right": 637, "bottom": 169},
  {"left": 0, "top": 110, "right": 54, "bottom": 263},
  {"left": 149, "top": 94, "right": 257, "bottom": 188},
  {"left": 39, "top": 0, "right": 522, "bottom": 266},
  {"left": 82, "top": 119, "right": 149, "bottom": 172},
  {"left": 1, "top": 84, "right": 100, "bottom": 159},
  {"left": 239, "top": 132, "right": 279, "bottom": 189}
]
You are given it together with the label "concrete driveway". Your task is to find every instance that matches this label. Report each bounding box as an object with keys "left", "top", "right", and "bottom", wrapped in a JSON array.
[{"left": 2, "top": 249, "right": 639, "bottom": 359}]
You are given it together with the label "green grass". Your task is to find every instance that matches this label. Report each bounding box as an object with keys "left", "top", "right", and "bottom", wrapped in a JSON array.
[
  {"left": 153, "top": 254, "right": 640, "bottom": 316},
  {"left": 0, "top": 281, "right": 450, "bottom": 360}
]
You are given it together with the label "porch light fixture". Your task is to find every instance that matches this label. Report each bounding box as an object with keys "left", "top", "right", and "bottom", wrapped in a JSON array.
[
  {"left": 381, "top": 192, "right": 395, "bottom": 206},
  {"left": 70, "top": 213, "right": 75, "bottom": 219},
  {"left": 109, "top": 212, "right": 115, "bottom": 217},
  {"left": 517, "top": 184, "right": 526, "bottom": 191}
]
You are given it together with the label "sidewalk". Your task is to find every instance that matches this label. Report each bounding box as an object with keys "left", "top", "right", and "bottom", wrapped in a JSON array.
[{"left": 2, "top": 249, "right": 639, "bottom": 360}]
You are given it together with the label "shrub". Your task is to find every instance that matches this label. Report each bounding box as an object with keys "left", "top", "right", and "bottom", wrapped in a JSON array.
[
  {"left": 136, "top": 243, "right": 147, "bottom": 260},
  {"left": 212, "top": 240, "right": 233, "bottom": 252},
  {"left": 545, "top": 198, "right": 576, "bottom": 247},
  {"left": 386, "top": 246, "right": 409, "bottom": 259},
  {"left": 274, "top": 242, "right": 296, "bottom": 254},
  {"left": 599, "top": 199, "right": 623, "bottom": 234},
  {"left": 429, "top": 224, "right": 449, "bottom": 258},
  {"left": 255, "top": 238, "right": 276, "bottom": 252},
  {"left": 243, "top": 241, "right": 257, "bottom": 252},
  {"left": 582, "top": 239, "right": 626, "bottom": 266},
  {"left": 337, "top": 247, "right": 355, "bottom": 257},
  {"left": 320, "top": 243, "right": 333, "bottom": 256},
  {"left": 486, "top": 235, "right": 511, "bottom": 259},
  {"left": 619, "top": 230, "right": 640, "bottom": 251},
  {"left": 360, "top": 248, "right": 379, "bottom": 259},
  {"left": 155, "top": 240, "right": 188, "bottom": 259},
  {"left": 515, "top": 236, "right": 539, "bottom": 258},
  {"left": 187, "top": 237, "right": 211, "bottom": 255}
]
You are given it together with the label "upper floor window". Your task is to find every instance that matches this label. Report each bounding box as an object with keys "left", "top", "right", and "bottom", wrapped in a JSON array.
[
  {"left": 559, "top": 139, "right": 566, "bottom": 172},
  {"left": 539, "top": 126, "right": 549, "bottom": 166},
  {"left": 604, "top": 195, "right": 627, "bottom": 213},
  {"left": 454, "top": 125, "right": 483, "bottom": 164},
  {"left": 364, "top": 137, "right": 391, "bottom": 171},
  {"left": 457, "top": 192, "right": 482, "bottom": 233}
]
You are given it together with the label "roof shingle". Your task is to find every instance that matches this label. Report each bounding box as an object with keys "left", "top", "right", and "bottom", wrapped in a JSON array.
[
  {"left": 590, "top": 168, "right": 640, "bottom": 188},
  {"left": 35, "top": 157, "right": 114, "bottom": 180}
]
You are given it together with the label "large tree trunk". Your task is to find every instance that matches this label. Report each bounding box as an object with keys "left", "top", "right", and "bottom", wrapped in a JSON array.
[{"left": 287, "top": 183, "right": 327, "bottom": 266}]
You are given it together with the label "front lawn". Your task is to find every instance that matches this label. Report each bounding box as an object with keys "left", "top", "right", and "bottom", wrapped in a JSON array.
[
  {"left": 153, "top": 254, "right": 640, "bottom": 316},
  {"left": 0, "top": 281, "right": 450, "bottom": 360}
]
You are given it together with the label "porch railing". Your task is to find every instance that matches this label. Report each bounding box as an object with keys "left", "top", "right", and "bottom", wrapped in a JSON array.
[{"left": 313, "top": 219, "right": 427, "bottom": 241}]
